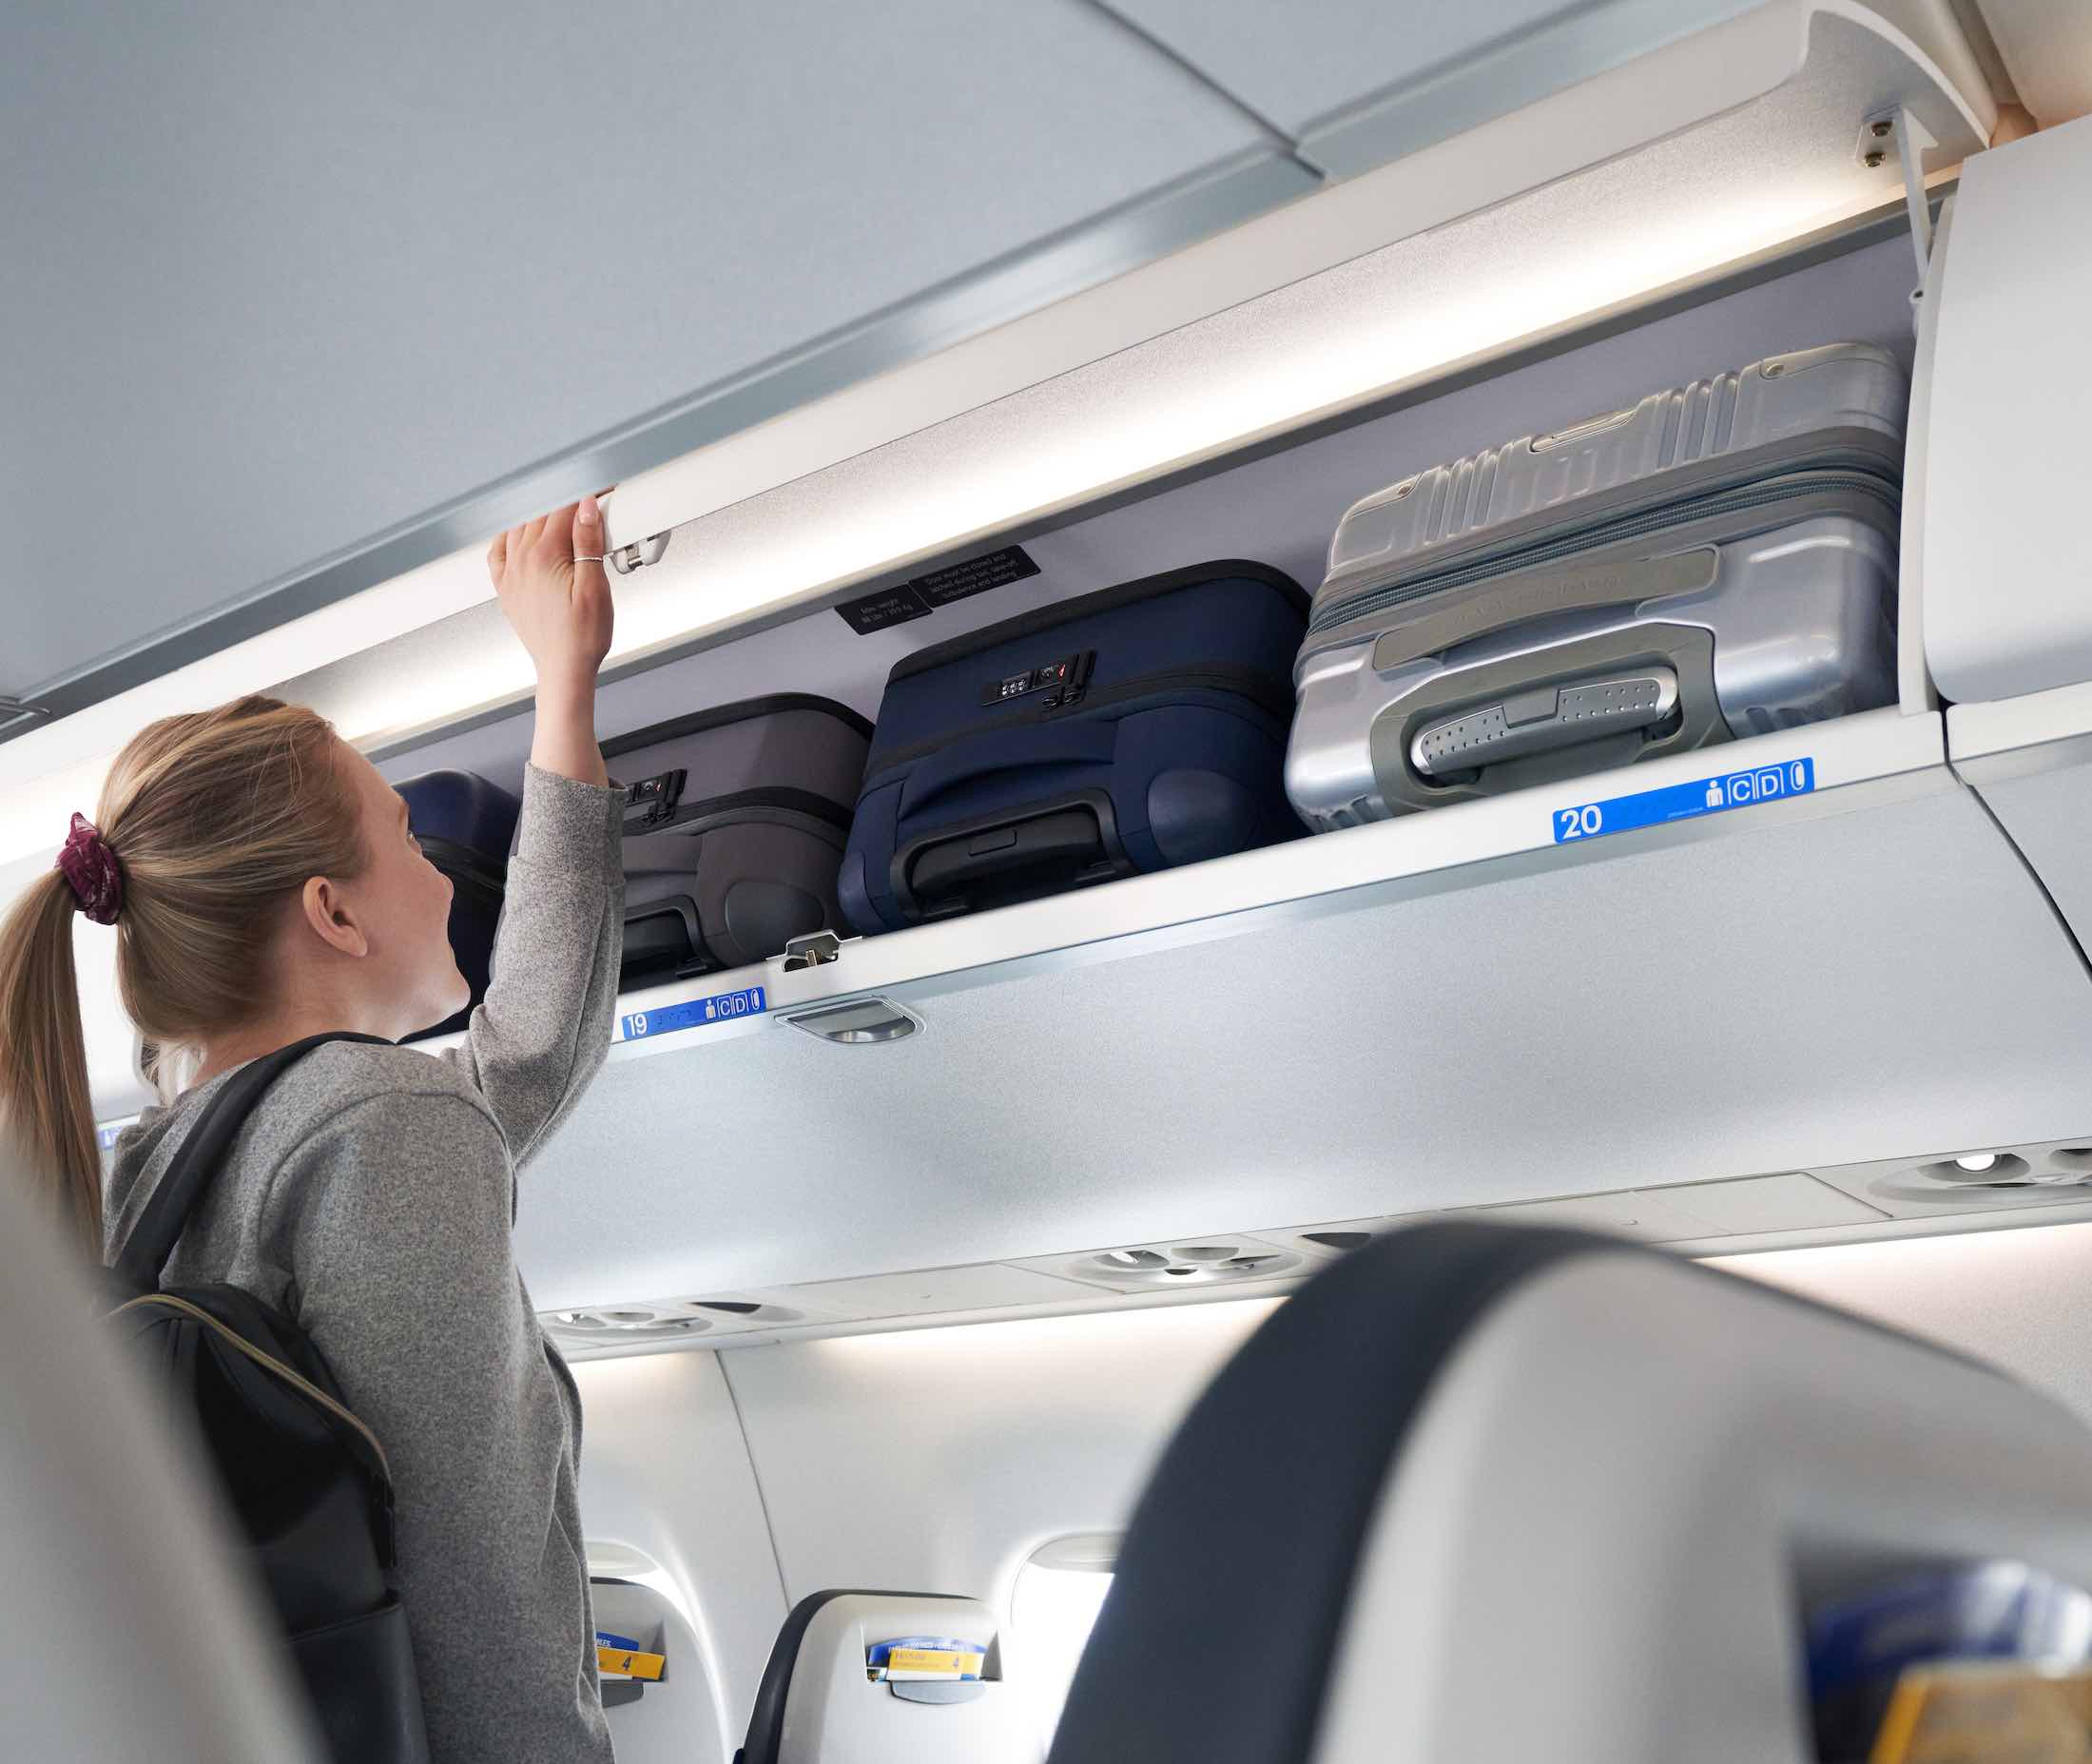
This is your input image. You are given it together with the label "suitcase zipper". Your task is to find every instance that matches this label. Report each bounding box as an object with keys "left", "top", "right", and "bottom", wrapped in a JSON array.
[
  {"left": 640, "top": 785, "right": 856, "bottom": 837},
  {"left": 861, "top": 665, "right": 1293, "bottom": 787},
  {"left": 1310, "top": 465, "right": 1901, "bottom": 638}
]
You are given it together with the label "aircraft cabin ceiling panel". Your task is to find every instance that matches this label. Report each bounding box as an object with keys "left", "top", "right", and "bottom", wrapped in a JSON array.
[
  {"left": 1107, "top": 0, "right": 1762, "bottom": 167},
  {"left": 0, "top": 0, "right": 1294, "bottom": 727}
]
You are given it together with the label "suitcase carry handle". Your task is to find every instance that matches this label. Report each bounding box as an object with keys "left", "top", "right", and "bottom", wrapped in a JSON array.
[
  {"left": 1367, "top": 623, "right": 1727, "bottom": 815},
  {"left": 621, "top": 894, "right": 711, "bottom": 981},
  {"left": 895, "top": 792, "right": 1134, "bottom": 922},
  {"left": 900, "top": 723, "right": 1119, "bottom": 813},
  {"left": 1408, "top": 668, "right": 1681, "bottom": 779}
]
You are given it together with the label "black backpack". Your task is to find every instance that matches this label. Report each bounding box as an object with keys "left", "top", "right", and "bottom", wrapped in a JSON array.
[{"left": 104, "top": 1032, "right": 431, "bottom": 1763}]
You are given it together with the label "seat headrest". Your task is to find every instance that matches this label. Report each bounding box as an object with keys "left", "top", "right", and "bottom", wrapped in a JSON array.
[
  {"left": 0, "top": 1147, "right": 322, "bottom": 1760},
  {"left": 1047, "top": 1219, "right": 2089, "bottom": 1764},
  {"left": 1049, "top": 1220, "right": 1595, "bottom": 1764},
  {"left": 739, "top": 1589, "right": 1036, "bottom": 1764}
]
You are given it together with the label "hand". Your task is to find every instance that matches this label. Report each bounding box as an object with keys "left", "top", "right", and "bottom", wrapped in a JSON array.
[
  {"left": 486, "top": 495, "right": 615, "bottom": 697},
  {"left": 487, "top": 494, "right": 615, "bottom": 786}
]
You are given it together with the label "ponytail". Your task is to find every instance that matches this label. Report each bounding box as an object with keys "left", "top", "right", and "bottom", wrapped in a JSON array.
[
  {"left": 0, "top": 872, "right": 103, "bottom": 1257},
  {"left": 0, "top": 695, "right": 367, "bottom": 1263}
]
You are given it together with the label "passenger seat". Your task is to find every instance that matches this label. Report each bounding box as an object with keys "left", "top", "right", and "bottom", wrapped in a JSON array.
[
  {"left": 737, "top": 1589, "right": 1036, "bottom": 1763},
  {"left": 0, "top": 1152, "right": 322, "bottom": 1761},
  {"left": 1046, "top": 1218, "right": 2092, "bottom": 1763}
]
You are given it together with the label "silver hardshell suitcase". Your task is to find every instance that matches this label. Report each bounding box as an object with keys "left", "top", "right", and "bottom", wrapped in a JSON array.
[{"left": 1286, "top": 342, "right": 1906, "bottom": 829}]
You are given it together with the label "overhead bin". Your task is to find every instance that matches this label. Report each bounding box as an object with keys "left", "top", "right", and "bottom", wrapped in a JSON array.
[
  {"left": 489, "top": 710, "right": 2092, "bottom": 1312},
  {"left": 59, "top": 2, "right": 2060, "bottom": 1329}
]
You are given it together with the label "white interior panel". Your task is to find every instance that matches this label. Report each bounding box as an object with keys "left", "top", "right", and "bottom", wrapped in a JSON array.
[
  {"left": 509, "top": 765, "right": 2092, "bottom": 1310},
  {"left": 1482, "top": 1174, "right": 1886, "bottom": 1240},
  {"left": 782, "top": 1264, "right": 1102, "bottom": 1322},
  {"left": 1953, "top": 731, "right": 2092, "bottom": 959},
  {"left": 569, "top": 1352, "right": 787, "bottom": 1764},
  {"left": 1730, "top": 1218, "right": 2092, "bottom": 1425},
  {"left": 1918, "top": 114, "right": 2092, "bottom": 703},
  {"left": 717, "top": 1302, "right": 1273, "bottom": 1605},
  {"left": 1977, "top": 0, "right": 2092, "bottom": 123}
]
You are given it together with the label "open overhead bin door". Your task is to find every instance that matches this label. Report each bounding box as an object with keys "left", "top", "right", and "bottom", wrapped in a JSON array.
[
  {"left": 242, "top": 0, "right": 1991, "bottom": 766},
  {"left": 3, "top": 0, "right": 1818, "bottom": 744}
]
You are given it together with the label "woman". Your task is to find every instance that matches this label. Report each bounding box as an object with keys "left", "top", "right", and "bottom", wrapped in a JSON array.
[{"left": 0, "top": 496, "right": 625, "bottom": 1761}]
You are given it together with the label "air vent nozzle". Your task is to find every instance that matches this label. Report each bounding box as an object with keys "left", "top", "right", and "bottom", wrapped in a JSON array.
[
  {"left": 546, "top": 1308, "right": 710, "bottom": 1341},
  {"left": 1073, "top": 1241, "right": 1307, "bottom": 1289}
]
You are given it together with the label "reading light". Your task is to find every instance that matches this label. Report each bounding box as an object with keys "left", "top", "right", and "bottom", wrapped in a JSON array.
[
  {"left": 1953, "top": 1153, "right": 2000, "bottom": 1173},
  {"left": 782, "top": 997, "right": 921, "bottom": 1044}
]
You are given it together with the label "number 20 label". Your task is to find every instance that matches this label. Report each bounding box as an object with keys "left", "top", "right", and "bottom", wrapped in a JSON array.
[{"left": 1557, "top": 804, "right": 1603, "bottom": 841}]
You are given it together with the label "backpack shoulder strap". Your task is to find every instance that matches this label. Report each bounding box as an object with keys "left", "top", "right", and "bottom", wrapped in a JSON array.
[{"left": 109, "top": 1031, "right": 391, "bottom": 1292}]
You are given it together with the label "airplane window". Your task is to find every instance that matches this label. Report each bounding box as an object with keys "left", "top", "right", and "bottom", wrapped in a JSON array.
[{"left": 1013, "top": 1541, "right": 1117, "bottom": 1748}]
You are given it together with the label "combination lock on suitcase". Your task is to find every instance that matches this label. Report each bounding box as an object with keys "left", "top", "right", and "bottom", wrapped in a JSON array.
[{"left": 1286, "top": 342, "right": 1908, "bottom": 829}]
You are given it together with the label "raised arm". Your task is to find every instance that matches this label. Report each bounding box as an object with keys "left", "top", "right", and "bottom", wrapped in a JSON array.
[
  {"left": 442, "top": 497, "right": 624, "bottom": 1169},
  {"left": 491, "top": 495, "right": 612, "bottom": 791}
]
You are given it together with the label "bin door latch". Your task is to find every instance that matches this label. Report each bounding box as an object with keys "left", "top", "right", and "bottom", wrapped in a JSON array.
[
  {"left": 608, "top": 533, "right": 670, "bottom": 575},
  {"left": 779, "top": 930, "right": 847, "bottom": 972}
]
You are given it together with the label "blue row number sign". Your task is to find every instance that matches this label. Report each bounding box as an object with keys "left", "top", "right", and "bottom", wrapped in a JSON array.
[
  {"left": 1554, "top": 757, "right": 1814, "bottom": 844},
  {"left": 622, "top": 984, "right": 767, "bottom": 1042}
]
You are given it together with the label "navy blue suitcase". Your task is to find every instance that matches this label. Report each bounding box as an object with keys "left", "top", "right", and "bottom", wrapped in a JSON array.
[
  {"left": 397, "top": 768, "right": 520, "bottom": 1038},
  {"left": 840, "top": 560, "right": 1308, "bottom": 935}
]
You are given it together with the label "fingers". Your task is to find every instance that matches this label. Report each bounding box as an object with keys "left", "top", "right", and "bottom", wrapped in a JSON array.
[
  {"left": 488, "top": 488, "right": 610, "bottom": 592},
  {"left": 573, "top": 494, "right": 605, "bottom": 571}
]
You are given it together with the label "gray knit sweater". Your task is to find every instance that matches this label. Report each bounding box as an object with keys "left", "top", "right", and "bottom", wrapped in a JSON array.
[{"left": 105, "top": 764, "right": 624, "bottom": 1763}]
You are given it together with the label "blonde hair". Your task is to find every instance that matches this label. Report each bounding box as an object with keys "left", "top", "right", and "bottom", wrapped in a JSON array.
[{"left": 0, "top": 696, "right": 366, "bottom": 1258}]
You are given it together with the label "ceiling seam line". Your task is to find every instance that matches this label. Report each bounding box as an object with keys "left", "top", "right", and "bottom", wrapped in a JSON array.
[{"left": 1075, "top": 0, "right": 1329, "bottom": 182}]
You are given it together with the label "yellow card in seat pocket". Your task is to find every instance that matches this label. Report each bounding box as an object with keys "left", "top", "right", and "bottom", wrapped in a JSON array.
[
  {"left": 597, "top": 1645, "right": 666, "bottom": 1683},
  {"left": 1870, "top": 1660, "right": 2092, "bottom": 1763}
]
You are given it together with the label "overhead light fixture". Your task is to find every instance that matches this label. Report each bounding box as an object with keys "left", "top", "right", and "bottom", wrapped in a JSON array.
[
  {"left": 782, "top": 997, "right": 920, "bottom": 1045},
  {"left": 1953, "top": 1153, "right": 2000, "bottom": 1173}
]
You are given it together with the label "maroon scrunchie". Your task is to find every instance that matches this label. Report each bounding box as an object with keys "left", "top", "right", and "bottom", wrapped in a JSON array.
[{"left": 57, "top": 813, "right": 124, "bottom": 925}]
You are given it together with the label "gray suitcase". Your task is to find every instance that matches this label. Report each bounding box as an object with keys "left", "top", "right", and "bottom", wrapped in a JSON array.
[
  {"left": 603, "top": 694, "right": 870, "bottom": 981},
  {"left": 1286, "top": 342, "right": 1907, "bottom": 829}
]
